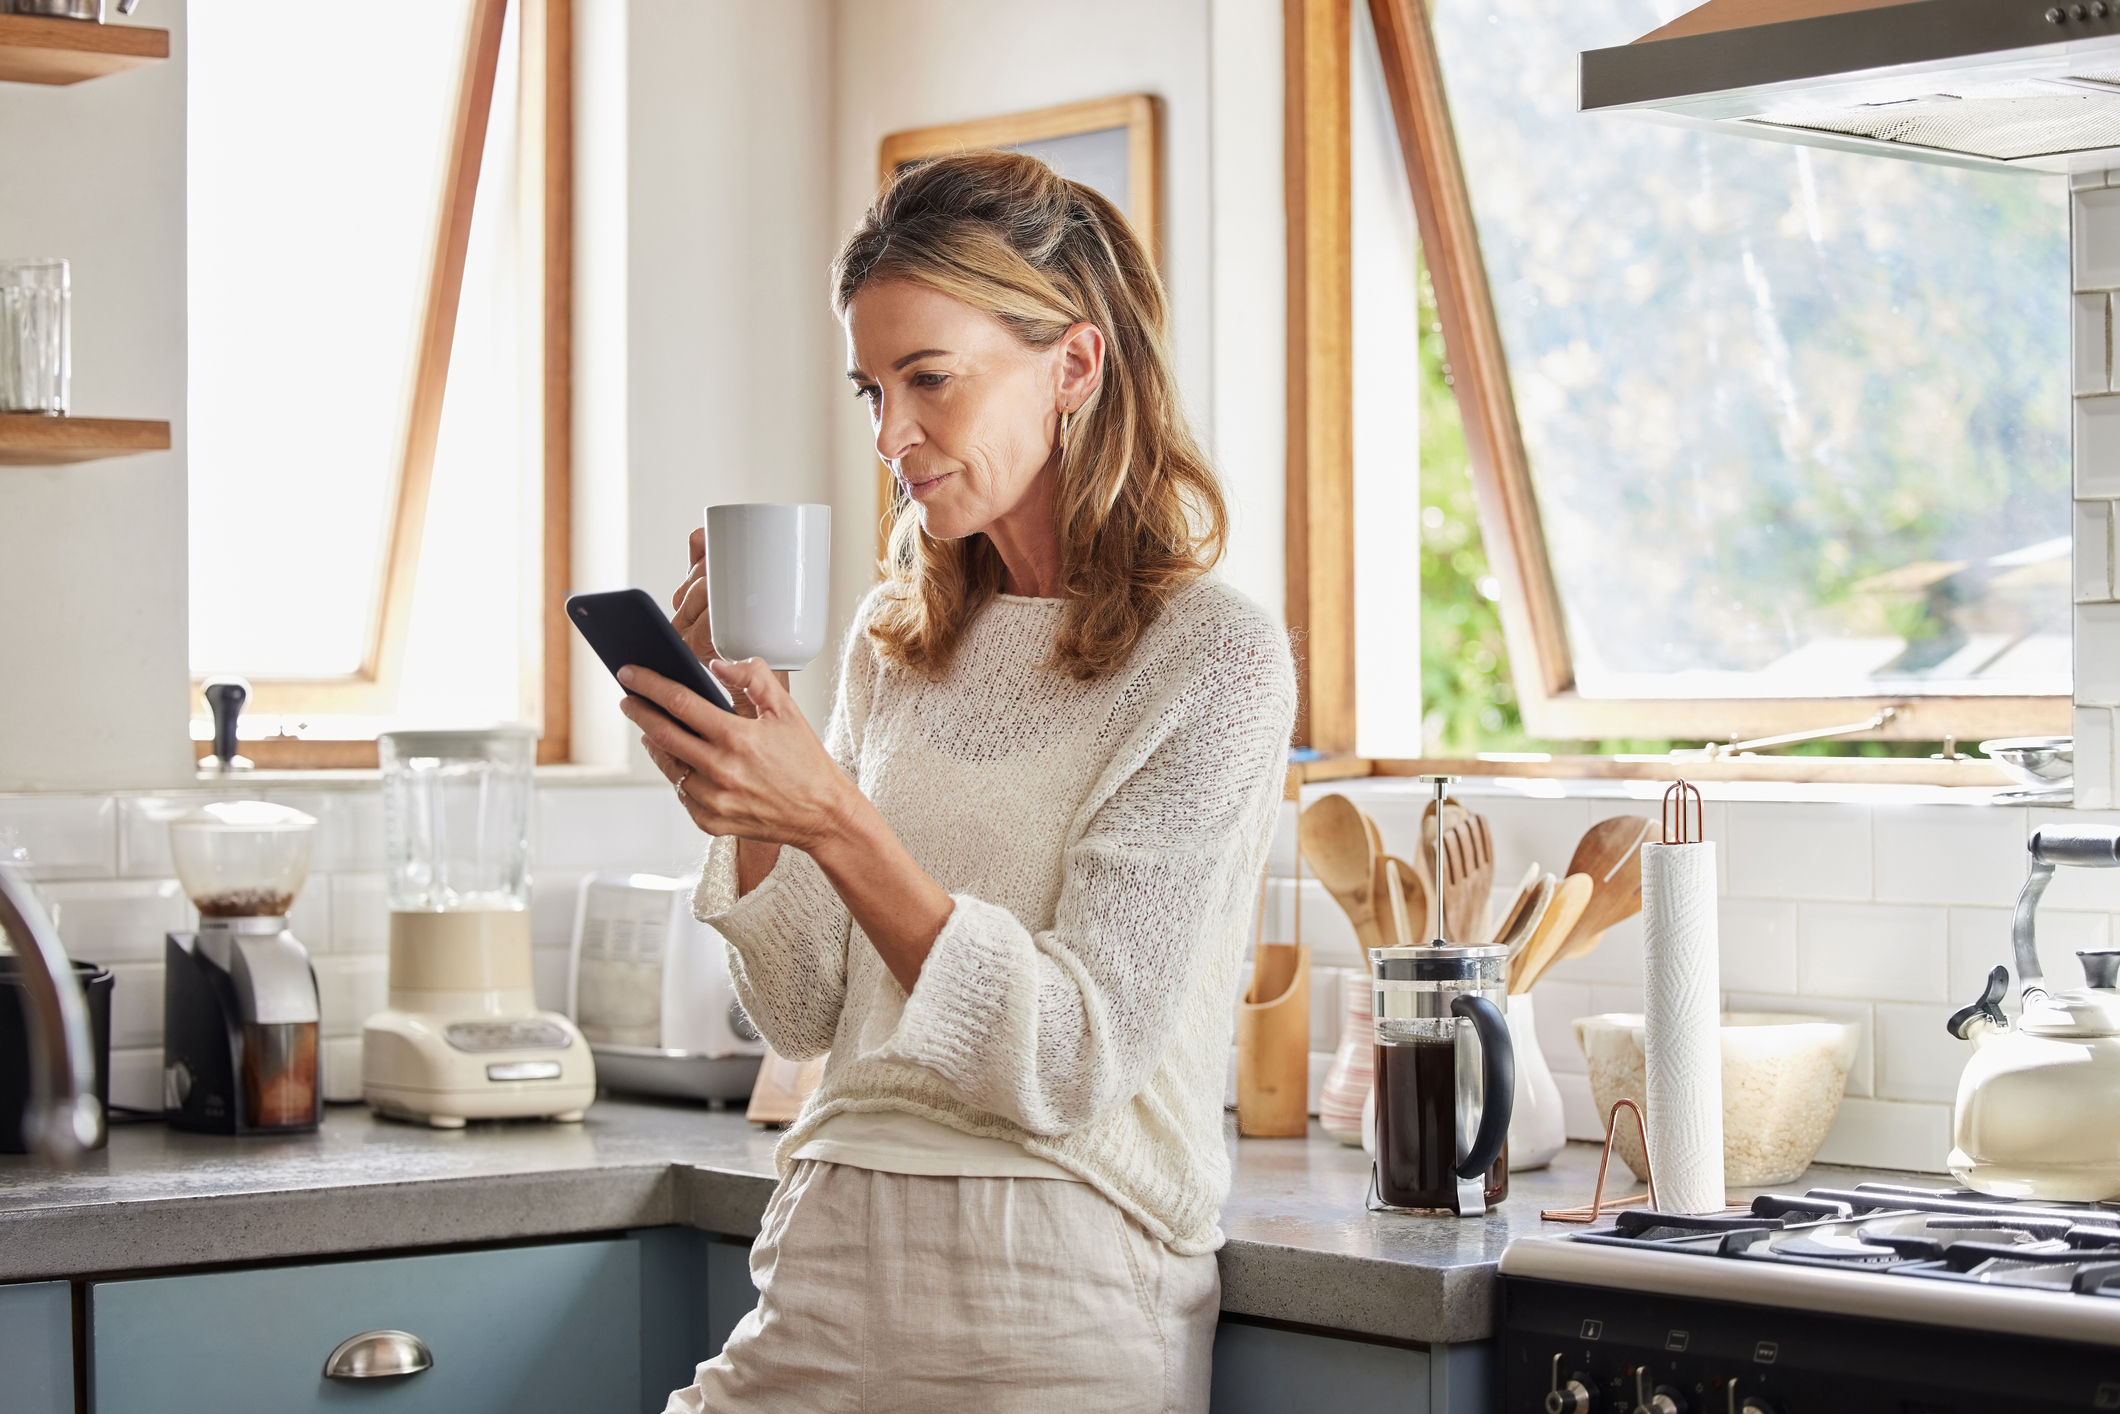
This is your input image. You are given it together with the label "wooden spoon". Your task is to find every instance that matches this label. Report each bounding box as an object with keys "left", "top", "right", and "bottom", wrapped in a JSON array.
[
  {"left": 1487, "top": 861, "right": 1542, "bottom": 951},
  {"left": 1298, "top": 795, "right": 1385, "bottom": 952},
  {"left": 1557, "top": 816, "right": 1652, "bottom": 961},
  {"left": 1509, "top": 873, "right": 1593, "bottom": 993},
  {"left": 1498, "top": 874, "right": 1557, "bottom": 961}
]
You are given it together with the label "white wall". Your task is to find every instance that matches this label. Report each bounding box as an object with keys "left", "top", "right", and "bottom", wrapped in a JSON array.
[{"left": 0, "top": 6, "right": 192, "bottom": 792}]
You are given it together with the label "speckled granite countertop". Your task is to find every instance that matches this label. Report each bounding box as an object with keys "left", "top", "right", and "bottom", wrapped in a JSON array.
[{"left": 0, "top": 1099, "right": 1904, "bottom": 1345}]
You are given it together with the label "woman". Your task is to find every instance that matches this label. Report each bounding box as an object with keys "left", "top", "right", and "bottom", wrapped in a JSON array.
[{"left": 623, "top": 151, "right": 1295, "bottom": 1413}]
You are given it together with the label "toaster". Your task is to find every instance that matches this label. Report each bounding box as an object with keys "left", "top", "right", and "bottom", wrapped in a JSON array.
[{"left": 566, "top": 873, "right": 764, "bottom": 1102}]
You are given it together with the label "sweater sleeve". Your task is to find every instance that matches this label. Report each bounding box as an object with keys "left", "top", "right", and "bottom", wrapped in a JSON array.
[
  {"left": 690, "top": 597, "right": 882, "bottom": 1061},
  {"left": 874, "top": 609, "right": 1296, "bottom": 1135}
]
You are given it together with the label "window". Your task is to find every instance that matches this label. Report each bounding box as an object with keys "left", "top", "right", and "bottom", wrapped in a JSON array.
[
  {"left": 1292, "top": 0, "right": 2073, "bottom": 776},
  {"left": 185, "top": 0, "right": 571, "bottom": 766}
]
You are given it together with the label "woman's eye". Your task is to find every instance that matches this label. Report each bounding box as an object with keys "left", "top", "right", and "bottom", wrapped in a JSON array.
[
  {"left": 854, "top": 384, "right": 880, "bottom": 405},
  {"left": 912, "top": 372, "right": 947, "bottom": 389}
]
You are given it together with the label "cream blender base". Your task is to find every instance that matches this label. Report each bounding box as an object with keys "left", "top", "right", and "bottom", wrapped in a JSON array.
[
  {"left": 362, "top": 910, "right": 593, "bottom": 1128},
  {"left": 360, "top": 728, "right": 595, "bottom": 1129}
]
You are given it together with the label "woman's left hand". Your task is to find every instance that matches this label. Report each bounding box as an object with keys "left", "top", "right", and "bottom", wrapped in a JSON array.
[{"left": 620, "top": 658, "right": 853, "bottom": 853}]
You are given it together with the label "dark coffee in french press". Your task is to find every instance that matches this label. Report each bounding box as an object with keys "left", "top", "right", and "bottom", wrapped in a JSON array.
[{"left": 1370, "top": 943, "right": 1513, "bottom": 1215}]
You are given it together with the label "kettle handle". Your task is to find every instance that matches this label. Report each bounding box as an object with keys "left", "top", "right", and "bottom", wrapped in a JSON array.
[{"left": 1451, "top": 993, "right": 1513, "bottom": 1180}]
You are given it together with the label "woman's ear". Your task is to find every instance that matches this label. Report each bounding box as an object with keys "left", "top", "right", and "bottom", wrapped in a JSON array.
[{"left": 1055, "top": 321, "right": 1105, "bottom": 411}]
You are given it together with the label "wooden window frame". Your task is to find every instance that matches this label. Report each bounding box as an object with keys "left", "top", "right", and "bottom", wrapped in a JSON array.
[
  {"left": 1286, "top": 0, "right": 2067, "bottom": 772},
  {"left": 190, "top": 0, "right": 574, "bottom": 769},
  {"left": 871, "top": 94, "right": 1163, "bottom": 551}
]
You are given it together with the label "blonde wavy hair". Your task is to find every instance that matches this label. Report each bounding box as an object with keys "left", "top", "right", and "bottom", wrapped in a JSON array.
[{"left": 833, "top": 150, "right": 1227, "bottom": 681}]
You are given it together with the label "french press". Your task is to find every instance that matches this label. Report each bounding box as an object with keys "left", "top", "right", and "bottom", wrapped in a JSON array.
[{"left": 1369, "top": 777, "right": 1514, "bottom": 1216}]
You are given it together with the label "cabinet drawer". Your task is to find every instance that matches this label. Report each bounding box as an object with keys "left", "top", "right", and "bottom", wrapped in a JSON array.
[
  {"left": 90, "top": 1238, "right": 639, "bottom": 1414},
  {"left": 0, "top": 1281, "right": 74, "bottom": 1414}
]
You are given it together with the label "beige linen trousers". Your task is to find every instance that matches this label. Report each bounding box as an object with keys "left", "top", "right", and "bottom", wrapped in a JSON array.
[{"left": 663, "top": 1159, "right": 1220, "bottom": 1413}]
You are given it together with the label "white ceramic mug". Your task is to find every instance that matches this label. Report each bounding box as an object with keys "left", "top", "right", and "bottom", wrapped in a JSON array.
[{"left": 704, "top": 503, "right": 831, "bottom": 670}]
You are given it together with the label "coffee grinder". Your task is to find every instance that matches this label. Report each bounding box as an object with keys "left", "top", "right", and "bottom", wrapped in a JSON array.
[
  {"left": 361, "top": 728, "right": 595, "bottom": 1127},
  {"left": 162, "top": 801, "right": 324, "bottom": 1134}
]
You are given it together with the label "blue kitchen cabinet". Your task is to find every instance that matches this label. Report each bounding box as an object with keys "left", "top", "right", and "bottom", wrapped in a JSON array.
[
  {"left": 89, "top": 1238, "right": 641, "bottom": 1414},
  {"left": 0, "top": 1280, "right": 74, "bottom": 1414},
  {"left": 1209, "top": 1321, "right": 1489, "bottom": 1414}
]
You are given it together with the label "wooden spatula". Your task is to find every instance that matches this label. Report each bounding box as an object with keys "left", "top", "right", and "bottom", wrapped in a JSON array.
[
  {"left": 1298, "top": 794, "right": 1385, "bottom": 952},
  {"left": 1509, "top": 873, "right": 1593, "bottom": 993},
  {"left": 1497, "top": 873, "right": 1556, "bottom": 962},
  {"left": 1557, "top": 815, "right": 1652, "bottom": 961},
  {"left": 1385, "top": 856, "right": 1432, "bottom": 943},
  {"left": 1439, "top": 812, "right": 1494, "bottom": 945},
  {"left": 1487, "top": 861, "right": 1542, "bottom": 951}
]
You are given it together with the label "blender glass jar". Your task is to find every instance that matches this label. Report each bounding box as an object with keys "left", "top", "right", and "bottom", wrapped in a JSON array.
[{"left": 378, "top": 728, "right": 537, "bottom": 1013}]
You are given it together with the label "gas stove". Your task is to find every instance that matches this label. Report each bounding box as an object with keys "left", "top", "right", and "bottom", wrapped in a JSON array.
[{"left": 1498, "top": 1182, "right": 2120, "bottom": 1413}]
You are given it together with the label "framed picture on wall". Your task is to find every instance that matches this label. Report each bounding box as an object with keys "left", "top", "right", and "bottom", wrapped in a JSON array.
[{"left": 872, "top": 93, "right": 1163, "bottom": 544}]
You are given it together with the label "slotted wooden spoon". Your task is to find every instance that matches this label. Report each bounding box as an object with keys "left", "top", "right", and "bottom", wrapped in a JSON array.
[{"left": 1510, "top": 873, "right": 1593, "bottom": 993}]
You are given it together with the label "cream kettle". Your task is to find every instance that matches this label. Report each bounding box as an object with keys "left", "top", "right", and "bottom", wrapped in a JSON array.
[{"left": 1947, "top": 826, "right": 2120, "bottom": 1201}]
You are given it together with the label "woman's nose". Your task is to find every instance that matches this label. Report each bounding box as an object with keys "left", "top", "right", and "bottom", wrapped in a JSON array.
[{"left": 873, "top": 397, "right": 921, "bottom": 463}]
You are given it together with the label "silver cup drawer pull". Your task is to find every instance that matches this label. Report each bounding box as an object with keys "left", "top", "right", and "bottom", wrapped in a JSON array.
[{"left": 323, "top": 1329, "right": 433, "bottom": 1380}]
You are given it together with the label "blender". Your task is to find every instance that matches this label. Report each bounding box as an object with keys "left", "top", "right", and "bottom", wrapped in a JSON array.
[
  {"left": 360, "top": 728, "right": 594, "bottom": 1127},
  {"left": 162, "top": 801, "right": 323, "bottom": 1134}
]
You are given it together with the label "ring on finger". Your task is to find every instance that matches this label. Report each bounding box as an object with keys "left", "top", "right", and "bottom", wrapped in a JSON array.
[{"left": 674, "top": 767, "right": 692, "bottom": 801}]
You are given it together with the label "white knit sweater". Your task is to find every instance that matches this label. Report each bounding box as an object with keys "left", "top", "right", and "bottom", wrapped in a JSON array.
[{"left": 692, "top": 578, "right": 1295, "bottom": 1255}]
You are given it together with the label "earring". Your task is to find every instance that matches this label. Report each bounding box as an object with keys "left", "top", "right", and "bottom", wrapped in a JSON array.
[{"left": 1059, "top": 406, "right": 1075, "bottom": 455}]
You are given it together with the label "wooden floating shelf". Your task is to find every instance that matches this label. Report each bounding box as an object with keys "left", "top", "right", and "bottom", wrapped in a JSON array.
[
  {"left": 0, "top": 413, "right": 170, "bottom": 465},
  {"left": 0, "top": 13, "right": 167, "bottom": 86}
]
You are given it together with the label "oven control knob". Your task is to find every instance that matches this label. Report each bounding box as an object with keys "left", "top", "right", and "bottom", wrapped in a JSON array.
[
  {"left": 1632, "top": 1371, "right": 1687, "bottom": 1414},
  {"left": 1544, "top": 1380, "right": 1592, "bottom": 1414},
  {"left": 1738, "top": 1401, "right": 1779, "bottom": 1414}
]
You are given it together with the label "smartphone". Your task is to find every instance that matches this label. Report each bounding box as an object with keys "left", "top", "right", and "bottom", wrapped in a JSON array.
[{"left": 566, "top": 588, "right": 737, "bottom": 718}]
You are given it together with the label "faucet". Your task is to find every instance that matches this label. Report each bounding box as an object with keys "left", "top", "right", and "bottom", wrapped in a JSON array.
[{"left": 0, "top": 862, "right": 103, "bottom": 1160}]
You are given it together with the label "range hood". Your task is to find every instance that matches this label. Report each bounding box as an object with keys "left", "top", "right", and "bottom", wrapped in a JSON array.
[{"left": 1580, "top": 0, "right": 2120, "bottom": 172}]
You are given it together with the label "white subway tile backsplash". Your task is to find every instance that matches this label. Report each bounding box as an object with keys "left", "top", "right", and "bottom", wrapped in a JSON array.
[
  {"left": 538, "top": 787, "right": 692, "bottom": 871},
  {"left": 1871, "top": 804, "right": 2028, "bottom": 908},
  {"left": 117, "top": 795, "right": 190, "bottom": 877},
  {"left": 1874, "top": 1001, "right": 1969, "bottom": 1104},
  {"left": 330, "top": 873, "right": 388, "bottom": 955},
  {"left": 106, "top": 1046, "right": 163, "bottom": 1113},
  {"left": 1725, "top": 991, "right": 1875, "bottom": 1098},
  {"left": 105, "top": 962, "right": 163, "bottom": 1050},
  {"left": 1540, "top": 915, "right": 1643, "bottom": 986},
  {"left": 1813, "top": 1097, "right": 1950, "bottom": 1173},
  {"left": 315, "top": 791, "right": 385, "bottom": 873},
  {"left": 2078, "top": 292, "right": 2113, "bottom": 395},
  {"left": 1718, "top": 899, "right": 1799, "bottom": 994},
  {"left": 41, "top": 878, "right": 192, "bottom": 964},
  {"left": 1948, "top": 905, "right": 2108, "bottom": 1003},
  {"left": 2078, "top": 501, "right": 2114, "bottom": 603},
  {"left": 2080, "top": 397, "right": 2120, "bottom": 500},
  {"left": 1587, "top": 982, "right": 1645, "bottom": 1018},
  {"left": 1312, "top": 967, "right": 1349, "bottom": 1054},
  {"left": 1555, "top": 1070, "right": 1603, "bottom": 1143},
  {"left": 2077, "top": 707, "right": 2116, "bottom": 812},
  {"left": 2077, "top": 185, "right": 2120, "bottom": 290},
  {"left": 532, "top": 870, "right": 589, "bottom": 949},
  {"left": 322, "top": 1036, "right": 364, "bottom": 1104},
  {"left": 315, "top": 953, "right": 388, "bottom": 1037},
  {"left": 1261, "top": 877, "right": 1364, "bottom": 969},
  {"left": 1727, "top": 803, "right": 1871, "bottom": 900},
  {"left": 0, "top": 796, "right": 114, "bottom": 878},
  {"left": 2075, "top": 602, "right": 2120, "bottom": 704},
  {"left": 1798, "top": 902, "right": 1949, "bottom": 1003}
]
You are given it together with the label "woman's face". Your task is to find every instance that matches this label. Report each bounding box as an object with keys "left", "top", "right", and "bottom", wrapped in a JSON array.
[{"left": 844, "top": 280, "right": 1073, "bottom": 543}]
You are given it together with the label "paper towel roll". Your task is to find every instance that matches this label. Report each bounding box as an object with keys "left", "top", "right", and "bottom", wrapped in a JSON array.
[{"left": 1642, "top": 841, "right": 1723, "bottom": 1213}]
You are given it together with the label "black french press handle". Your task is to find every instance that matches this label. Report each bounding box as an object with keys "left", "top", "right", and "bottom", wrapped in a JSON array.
[{"left": 1451, "top": 993, "right": 1514, "bottom": 1181}]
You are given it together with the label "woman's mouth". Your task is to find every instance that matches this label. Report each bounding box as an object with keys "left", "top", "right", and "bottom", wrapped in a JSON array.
[{"left": 900, "top": 471, "right": 953, "bottom": 501}]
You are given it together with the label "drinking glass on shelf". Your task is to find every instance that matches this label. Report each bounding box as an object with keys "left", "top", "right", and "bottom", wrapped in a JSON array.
[{"left": 0, "top": 259, "right": 69, "bottom": 415}]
